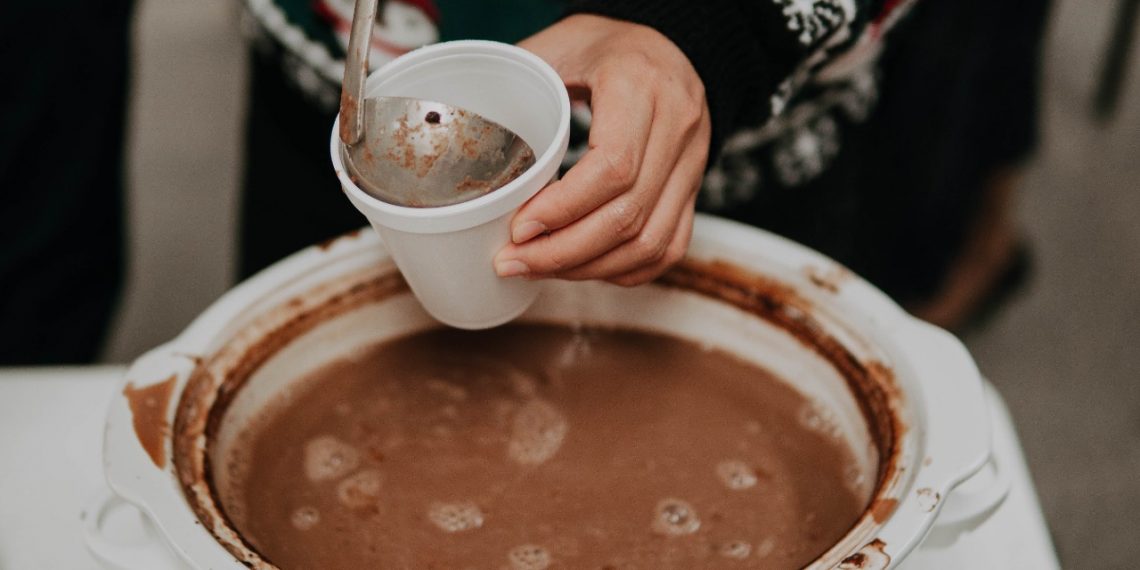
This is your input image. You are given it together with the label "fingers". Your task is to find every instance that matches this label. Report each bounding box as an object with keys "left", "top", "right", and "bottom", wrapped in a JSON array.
[
  {"left": 494, "top": 84, "right": 707, "bottom": 279},
  {"left": 515, "top": 83, "right": 709, "bottom": 281},
  {"left": 499, "top": 14, "right": 713, "bottom": 286},
  {"left": 552, "top": 140, "right": 705, "bottom": 281},
  {"left": 606, "top": 196, "right": 697, "bottom": 287},
  {"left": 494, "top": 88, "right": 698, "bottom": 277},
  {"left": 493, "top": 192, "right": 655, "bottom": 277},
  {"left": 509, "top": 71, "right": 654, "bottom": 243}
]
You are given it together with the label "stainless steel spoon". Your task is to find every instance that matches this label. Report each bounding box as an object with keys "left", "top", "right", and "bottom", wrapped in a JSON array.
[{"left": 338, "top": 0, "right": 536, "bottom": 208}]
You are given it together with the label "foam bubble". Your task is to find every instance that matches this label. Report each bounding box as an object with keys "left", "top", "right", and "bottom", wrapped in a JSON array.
[
  {"left": 291, "top": 506, "right": 320, "bottom": 531},
  {"left": 719, "top": 540, "right": 752, "bottom": 559},
  {"left": 465, "top": 355, "right": 539, "bottom": 397},
  {"left": 508, "top": 399, "right": 568, "bottom": 465},
  {"left": 337, "top": 469, "right": 383, "bottom": 509},
  {"left": 506, "top": 544, "right": 552, "bottom": 570},
  {"left": 716, "top": 460, "right": 758, "bottom": 490},
  {"left": 844, "top": 463, "right": 869, "bottom": 496},
  {"left": 428, "top": 501, "right": 485, "bottom": 533},
  {"left": 797, "top": 401, "right": 843, "bottom": 440},
  {"left": 754, "top": 537, "right": 776, "bottom": 558},
  {"left": 651, "top": 498, "right": 700, "bottom": 536},
  {"left": 304, "top": 435, "right": 361, "bottom": 482}
]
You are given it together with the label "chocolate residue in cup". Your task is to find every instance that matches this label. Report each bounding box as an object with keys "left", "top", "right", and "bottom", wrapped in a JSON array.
[
  {"left": 123, "top": 375, "right": 178, "bottom": 468},
  {"left": 454, "top": 175, "right": 494, "bottom": 195}
]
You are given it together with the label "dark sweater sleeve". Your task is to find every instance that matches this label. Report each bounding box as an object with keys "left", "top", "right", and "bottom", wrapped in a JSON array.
[{"left": 564, "top": 0, "right": 885, "bottom": 163}]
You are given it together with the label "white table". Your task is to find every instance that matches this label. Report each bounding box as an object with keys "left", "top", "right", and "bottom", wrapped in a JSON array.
[{"left": 0, "top": 367, "right": 1060, "bottom": 569}]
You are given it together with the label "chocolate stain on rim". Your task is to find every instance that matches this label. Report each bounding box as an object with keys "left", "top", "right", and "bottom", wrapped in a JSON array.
[
  {"left": 804, "top": 264, "right": 853, "bottom": 294},
  {"left": 171, "top": 254, "right": 905, "bottom": 570},
  {"left": 838, "top": 538, "right": 891, "bottom": 569},
  {"left": 658, "top": 259, "right": 906, "bottom": 567},
  {"left": 123, "top": 374, "right": 178, "bottom": 469},
  {"left": 869, "top": 497, "right": 899, "bottom": 524},
  {"left": 916, "top": 488, "right": 940, "bottom": 512},
  {"left": 657, "top": 260, "right": 903, "bottom": 488}
]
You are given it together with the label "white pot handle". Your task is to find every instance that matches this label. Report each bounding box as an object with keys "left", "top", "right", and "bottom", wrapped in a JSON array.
[
  {"left": 933, "top": 449, "right": 1011, "bottom": 529},
  {"left": 83, "top": 490, "right": 186, "bottom": 570}
]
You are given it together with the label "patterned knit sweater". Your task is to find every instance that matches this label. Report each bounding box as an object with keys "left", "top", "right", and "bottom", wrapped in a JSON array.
[
  {"left": 243, "top": 0, "right": 1047, "bottom": 305},
  {"left": 245, "top": 0, "right": 914, "bottom": 202}
]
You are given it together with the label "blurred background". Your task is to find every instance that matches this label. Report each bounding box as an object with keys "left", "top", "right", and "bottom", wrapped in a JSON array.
[{"left": 7, "top": 0, "right": 1138, "bottom": 567}]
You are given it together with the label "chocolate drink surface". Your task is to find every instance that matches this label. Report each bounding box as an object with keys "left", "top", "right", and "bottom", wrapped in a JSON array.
[{"left": 216, "top": 324, "right": 867, "bottom": 569}]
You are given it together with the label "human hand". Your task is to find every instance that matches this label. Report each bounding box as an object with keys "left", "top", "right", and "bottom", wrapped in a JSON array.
[{"left": 493, "top": 14, "right": 711, "bottom": 286}]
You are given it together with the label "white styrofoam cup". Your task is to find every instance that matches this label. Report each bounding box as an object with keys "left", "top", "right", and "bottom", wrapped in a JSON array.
[{"left": 330, "top": 40, "right": 571, "bottom": 329}]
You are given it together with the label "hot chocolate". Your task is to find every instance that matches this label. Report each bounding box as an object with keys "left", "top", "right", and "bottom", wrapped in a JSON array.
[{"left": 216, "top": 324, "right": 867, "bottom": 569}]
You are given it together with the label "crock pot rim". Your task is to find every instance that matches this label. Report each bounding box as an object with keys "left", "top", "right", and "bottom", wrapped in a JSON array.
[{"left": 104, "top": 215, "right": 990, "bottom": 570}]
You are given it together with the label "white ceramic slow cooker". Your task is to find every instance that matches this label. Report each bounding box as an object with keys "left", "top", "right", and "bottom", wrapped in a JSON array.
[{"left": 96, "top": 215, "right": 1004, "bottom": 569}]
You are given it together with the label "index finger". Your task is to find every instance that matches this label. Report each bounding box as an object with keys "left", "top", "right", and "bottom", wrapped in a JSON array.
[{"left": 510, "top": 71, "right": 654, "bottom": 243}]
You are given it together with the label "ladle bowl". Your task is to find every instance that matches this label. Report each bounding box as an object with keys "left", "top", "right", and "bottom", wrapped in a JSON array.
[
  {"left": 337, "top": 0, "right": 535, "bottom": 207},
  {"left": 340, "top": 96, "right": 535, "bottom": 207}
]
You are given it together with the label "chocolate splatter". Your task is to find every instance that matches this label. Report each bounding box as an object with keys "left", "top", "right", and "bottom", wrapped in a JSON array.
[{"left": 123, "top": 375, "right": 178, "bottom": 468}]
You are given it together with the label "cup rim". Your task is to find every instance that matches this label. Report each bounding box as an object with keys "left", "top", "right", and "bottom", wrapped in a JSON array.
[{"left": 330, "top": 40, "right": 572, "bottom": 234}]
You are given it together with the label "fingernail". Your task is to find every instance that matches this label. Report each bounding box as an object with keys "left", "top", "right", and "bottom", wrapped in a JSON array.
[
  {"left": 495, "top": 259, "right": 530, "bottom": 277},
  {"left": 512, "top": 221, "right": 547, "bottom": 244}
]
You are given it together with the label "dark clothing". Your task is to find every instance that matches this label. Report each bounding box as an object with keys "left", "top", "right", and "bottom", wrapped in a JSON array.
[
  {"left": 240, "top": 47, "right": 363, "bottom": 277},
  {"left": 0, "top": 0, "right": 1050, "bottom": 363},
  {"left": 239, "top": 0, "right": 1049, "bottom": 306},
  {"left": 566, "top": 0, "right": 1049, "bottom": 302},
  {"left": 0, "top": 2, "right": 132, "bottom": 364},
  {"left": 847, "top": 0, "right": 1049, "bottom": 301},
  {"left": 563, "top": 0, "right": 889, "bottom": 164},
  {"left": 704, "top": 0, "right": 1050, "bottom": 302}
]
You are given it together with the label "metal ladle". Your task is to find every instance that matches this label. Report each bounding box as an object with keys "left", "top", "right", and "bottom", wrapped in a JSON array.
[{"left": 338, "top": 0, "right": 536, "bottom": 208}]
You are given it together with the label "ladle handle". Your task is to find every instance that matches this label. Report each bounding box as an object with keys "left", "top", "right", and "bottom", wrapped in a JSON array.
[{"left": 339, "top": 0, "right": 381, "bottom": 146}]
